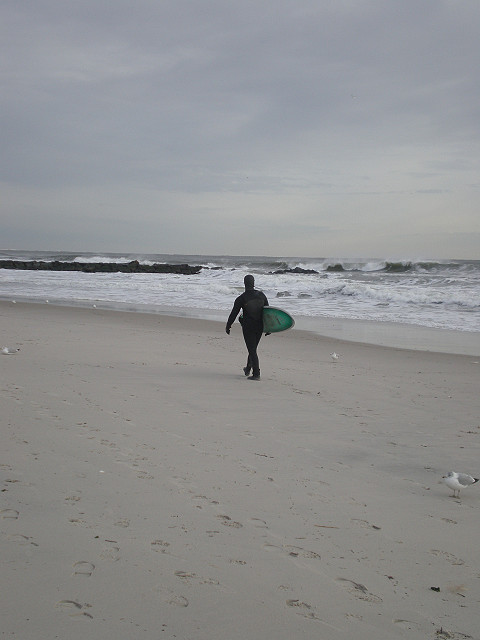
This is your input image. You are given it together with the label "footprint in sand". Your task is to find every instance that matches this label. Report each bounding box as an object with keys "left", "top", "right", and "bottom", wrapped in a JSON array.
[
  {"left": 192, "top": 495, "right": 220, "bottom": 508},
  {"left": 351, "top": 518, "right": 381, "bottom": 531},
  {"left": 56, "top": 600, "right": 82, "bottom": 610},
  {"left": 284, "top": 545, "right": 321, "bottom": 559},
  {"left": 263, "top": 542, "right": 320, "bottom": 560},
  {"left": 100, "top": 541, "right": 120, "bottom": 561},
  {"left": 137, "top": 471, "right": 154, "bottom": 480},
  {"left": 152, "top": 585, "right": 189, "bottom": 607},
  {"left": 430, "top": 549, "right": 465, "bottom": 566},
  {"left": 174, "top": 570, "right": 220, "bottom": 586},
  {"left": 151, "top": 539, "right": 170, "bottom": 553},
  {"left": 336, "top": 578, "right": 383, "bottom": 604},
  {"left": 217, "top": 515, "right": 243, "bottom": 528},
  {"left": 250, "top": 517, "right": 268, "bottom": 529},
  {"left": 73, "top": 561, "right": 95, "bottom": 576},
  {"left": 286, "top": 599, "right": 321, "bottom": 620},
  {"left": 68, "top": 517, "right": 91, "bottom": 529},
  {"left": 174, "top": 570, "right": 197, "bottom": 580},
  {"left": 434, "top": 628, "right": 474, "bottom": 640},
  {"left": 393, "top": 618, "right": 425, "bottom": 632},
  {"left": 7, "top": 533, "right": 38, "bottom": 546},
  {"left": 114, "top": 518, "right": 130, "bottom": 528},
  {"left": 100, "top": 439, "right": 118, "bottom": 449},
  {"left": 167, "top": 594, "right": 189, "bottom": 607},
  {"left": 55, "top": 600, "right": 93, "bottom": 619},
  {"left": 0, "top": 508, "right": 19, "bottom": 519}
]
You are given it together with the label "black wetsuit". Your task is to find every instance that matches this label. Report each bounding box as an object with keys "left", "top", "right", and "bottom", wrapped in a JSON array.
[{"left": 226, "top": 288, "right": 269, "bottom": 377}]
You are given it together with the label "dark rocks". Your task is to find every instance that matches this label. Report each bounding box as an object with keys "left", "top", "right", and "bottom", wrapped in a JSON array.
[
  {"left": 384, "top": 261, "right": 413, "bottom": 272},
  {"left": 271, "top": 267, "right": 319, "bottom": 275},
  {"left": 0, "top": 260, "right": 202, "bottom": 275},
  {"left": 325, "top": 264, "right": 345, "bottom": 272}
]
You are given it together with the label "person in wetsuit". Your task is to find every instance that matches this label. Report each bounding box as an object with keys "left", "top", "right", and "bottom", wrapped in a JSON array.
[{"left": 225, "top": 274, "right": 269, "bottom": 380}]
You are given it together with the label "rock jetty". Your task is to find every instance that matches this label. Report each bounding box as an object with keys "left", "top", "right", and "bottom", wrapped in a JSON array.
[{"left": 0, "top": 260, "right": 202, "bottom": 275}]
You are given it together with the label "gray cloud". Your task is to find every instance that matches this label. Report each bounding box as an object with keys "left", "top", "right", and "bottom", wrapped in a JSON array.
[{"left": 1, "top": 0, "right": 479, "bottom": 257}]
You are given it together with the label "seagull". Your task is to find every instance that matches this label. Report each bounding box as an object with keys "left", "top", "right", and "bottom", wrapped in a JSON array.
[
  {"left": 443, "top": 471, "right": 479, "bottom": 498},
  {"left": 330, "top": 352, "right": 340, "bottom": 362},
  {"left": 1, "top": 346, "right": 20, "bottom": 355}
]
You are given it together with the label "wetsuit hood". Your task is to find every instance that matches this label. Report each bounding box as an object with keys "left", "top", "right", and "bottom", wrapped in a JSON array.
[{"left": 244, "top": 274, "right": 255, "bottom": 290}]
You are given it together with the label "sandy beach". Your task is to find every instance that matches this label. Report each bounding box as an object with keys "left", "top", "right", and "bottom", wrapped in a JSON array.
[{"left": 1, "top": 301, "right": 479, "bottom": 640}]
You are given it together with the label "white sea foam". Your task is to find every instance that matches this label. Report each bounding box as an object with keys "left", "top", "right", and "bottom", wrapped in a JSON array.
[{"left": 0, "top": 252, "right": 479, "bottom": 333}]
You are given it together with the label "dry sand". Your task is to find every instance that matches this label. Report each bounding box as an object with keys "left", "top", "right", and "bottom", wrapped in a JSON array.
[{"left": 1, "top": 301, "right": 479, "bottom": 640}]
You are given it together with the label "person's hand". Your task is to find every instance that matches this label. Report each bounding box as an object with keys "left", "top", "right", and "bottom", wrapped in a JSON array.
[{"left": 225, "top": 326, "right": 230, "bottom": 335}]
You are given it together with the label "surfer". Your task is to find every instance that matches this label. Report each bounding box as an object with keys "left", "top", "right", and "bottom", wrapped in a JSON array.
[{"left": 225, "top": 274, "right": 269, "bottom": 380}]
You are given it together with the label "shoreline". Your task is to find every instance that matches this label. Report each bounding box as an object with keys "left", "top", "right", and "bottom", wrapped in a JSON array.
[{"left": 2, "top": 298, "right": 479, "bottom": 356}]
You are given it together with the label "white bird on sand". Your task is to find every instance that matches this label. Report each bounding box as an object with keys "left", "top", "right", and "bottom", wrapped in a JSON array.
[
  {"left": 330, "top": 352, "right": 340, "bottom": 362},
  {"left": 1, "top": 346, "right": 20, "bottom": 355},
  {"left": 443, "top": 471, "right": 479, "bottom": 498}
]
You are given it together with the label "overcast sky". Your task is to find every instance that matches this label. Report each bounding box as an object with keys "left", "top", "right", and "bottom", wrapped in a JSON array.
[{"left": 2, "top": 0, "right": 479, "bottom": 258}]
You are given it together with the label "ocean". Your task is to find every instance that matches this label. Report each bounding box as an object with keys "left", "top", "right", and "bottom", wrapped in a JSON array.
[{"left": 1, "top": 250, "right": 479, "bottom": 353}]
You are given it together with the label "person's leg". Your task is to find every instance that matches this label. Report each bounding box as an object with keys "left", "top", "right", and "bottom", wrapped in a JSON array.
[
  {"left": 252, "top": 326, "right": 263, "bottom": 378},
  {"left": 242, "top": 326, "right": 260, "bottom": 377}
]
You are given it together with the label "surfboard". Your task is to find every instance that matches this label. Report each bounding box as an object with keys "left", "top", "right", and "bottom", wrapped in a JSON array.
[{"left": 263, "top": 306, "right": 295, "bottom": 333}]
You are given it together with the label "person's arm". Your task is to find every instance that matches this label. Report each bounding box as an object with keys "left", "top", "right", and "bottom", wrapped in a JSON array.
[
  {"left": 263, "top": 292, "right": 271, "bottom": 335},
  {"left": 226, "top": 296, "right": 242, "bottom": 334}
]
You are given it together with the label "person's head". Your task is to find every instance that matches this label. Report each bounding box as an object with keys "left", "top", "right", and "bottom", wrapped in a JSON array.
[{"left": 244, "top": 274, "right": 255, "bottom": 290}]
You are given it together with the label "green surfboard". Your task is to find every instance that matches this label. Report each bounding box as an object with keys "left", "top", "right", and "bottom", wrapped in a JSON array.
[{"left": 263, "top": 306, "right": 295, "bottom": 333}]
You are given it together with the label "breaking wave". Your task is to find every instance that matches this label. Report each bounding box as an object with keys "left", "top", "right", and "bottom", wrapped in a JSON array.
[{"left": 1, "top": 251, "right": 479, "bottom": 332}]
